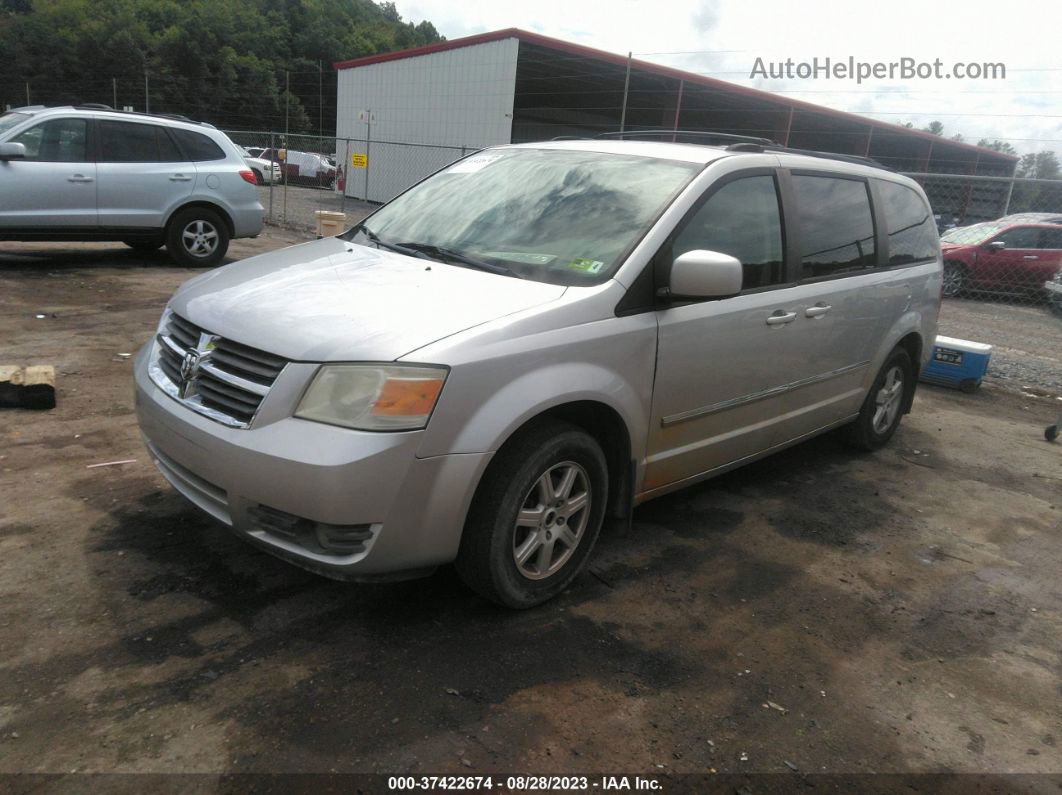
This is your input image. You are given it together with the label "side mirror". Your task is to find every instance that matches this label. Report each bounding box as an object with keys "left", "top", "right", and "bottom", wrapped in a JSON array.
[
  {"left": 0, "top": 142, "right": 26, "bottom": 160},
  {"left": 669, "top": 249, "right": 743, "bottom": 299},
  {"left": 987, "top": 240, "right": 1006, "bottom": 251}
]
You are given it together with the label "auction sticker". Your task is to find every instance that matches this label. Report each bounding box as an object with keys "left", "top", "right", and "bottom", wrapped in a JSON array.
[
  {"left": 565, "top": 257, "right": 605, "bottom": 274},
  {"left": 448, "top": 153, "right": 505, "bottom": 174}
]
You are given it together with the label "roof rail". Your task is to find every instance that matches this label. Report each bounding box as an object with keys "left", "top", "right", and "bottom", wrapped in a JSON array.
[
  {"left": 747, "top": 143, "right": 889, "bottom": 170},
  {"left": 75, "top": 103, "right": 114, "bottom": 110},
  {"left": 597, "top": 130, "right": 776, "bottom": 146}
]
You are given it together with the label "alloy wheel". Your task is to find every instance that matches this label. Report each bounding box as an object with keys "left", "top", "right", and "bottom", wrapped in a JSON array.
[
  {"left": 512, "top": 461, "right": 591, "bottom": 580},
  {"left": 181, "top": 220, "right": 220, "bottom": 259},
  {"left": 872, "top": 365, "right": 905, "bottom": 435}
]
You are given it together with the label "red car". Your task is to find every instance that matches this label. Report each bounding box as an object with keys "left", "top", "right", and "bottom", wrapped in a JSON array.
[{"left": 940, "top": 220, "right": 1062, "bottom": 298}]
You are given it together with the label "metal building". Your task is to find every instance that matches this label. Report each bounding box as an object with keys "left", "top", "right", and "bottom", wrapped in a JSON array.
[{"left": 334, "top": 28, "right": 1018, "bottom": 215}]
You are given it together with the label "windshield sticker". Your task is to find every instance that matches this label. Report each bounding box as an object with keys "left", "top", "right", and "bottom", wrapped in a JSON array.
[
  {"left": 447, "top": 153, "right": 505, "bottom": 174},
  {"left": 484, "top": 252, "right": 557, "bottom": 265},
  {"left": 565, "top": 257, "right": 606, "bottom": 274}
]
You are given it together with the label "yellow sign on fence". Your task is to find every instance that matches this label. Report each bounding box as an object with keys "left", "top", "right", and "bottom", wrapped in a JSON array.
[{"left": 350, "top": 153, "right": 368, "bottom": 168}]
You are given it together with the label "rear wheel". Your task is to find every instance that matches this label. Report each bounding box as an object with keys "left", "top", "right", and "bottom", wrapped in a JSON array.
[
  {"left": 251, "top": 168, "right": 264, "bottom": 184},
  {"left": 456, "top": 419, "right": 608, "bottom": 608},
  {"left": 166, "top": 207, "right": 230, "bottom": 267},
  {"left": 846, "top": 348, "right": 913, "bottom": 451},
  {"left": 942, "top": 261, "right": 967, "bottom": 298}
]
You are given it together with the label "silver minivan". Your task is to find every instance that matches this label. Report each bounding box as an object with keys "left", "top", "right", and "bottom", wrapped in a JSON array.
[
  {"left": 134, "top": 137, "right": 941, "bottom": 607},
  {"left": 0, "top": 105, "right": 264, "bottom": 265}
]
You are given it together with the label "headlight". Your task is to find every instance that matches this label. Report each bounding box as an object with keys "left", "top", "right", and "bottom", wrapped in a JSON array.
[{"left": 295, "top": 365, "right": 448, "bottom": 431}]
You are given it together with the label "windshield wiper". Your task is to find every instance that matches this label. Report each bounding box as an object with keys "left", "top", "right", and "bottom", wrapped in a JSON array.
[
  {"left": 355, "top": 225, "right": 435, "bottom": 262},
  {"left": 396, "top": 242, "right": 521, "bottom": 278}
]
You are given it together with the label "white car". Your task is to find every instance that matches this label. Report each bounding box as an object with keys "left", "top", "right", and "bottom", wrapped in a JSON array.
[{"left": 239, "top": 147, "right": 281, "bottom": 185}]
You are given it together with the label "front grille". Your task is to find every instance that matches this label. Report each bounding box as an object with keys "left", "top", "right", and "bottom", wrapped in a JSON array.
[{"left": 150, "top": 312, "right": 288, "bottom": 428}]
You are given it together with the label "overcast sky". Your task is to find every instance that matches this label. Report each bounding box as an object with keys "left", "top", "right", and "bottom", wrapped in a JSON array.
[{"left": 392, "top": 0, "right": 1060, "bottom": 159}]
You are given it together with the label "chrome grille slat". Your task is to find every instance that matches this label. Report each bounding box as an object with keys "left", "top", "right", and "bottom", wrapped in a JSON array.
[{"left": 149, "top": 311, "right": 288, "bottom": 428}]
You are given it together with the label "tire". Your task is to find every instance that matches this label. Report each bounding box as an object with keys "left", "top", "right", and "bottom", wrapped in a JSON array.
[
  {"left": 122, "top": 237, "right": 164, "bottom": 253},
  {"left": 251, "top": 168, "right": 264, "bottom": 184},
  {"left": 1046, "top": 425, "right": 1059, "bottom": 443},
  {"left": 166, "top": 207, "right": 230, "bottom": 268},
  {"left": 455, "top": 419, "right": 609, "bottom": 609},
  {"left": 846, "top": 348, "right": 914, "bottom": 451},
  {"left": 942, "top": 261, "right": 966, "bottom": 298}
]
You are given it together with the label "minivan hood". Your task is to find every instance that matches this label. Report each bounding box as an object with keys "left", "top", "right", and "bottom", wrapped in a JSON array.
[{"left": 171, "top": 237, "right": 567, "bottom": 361}]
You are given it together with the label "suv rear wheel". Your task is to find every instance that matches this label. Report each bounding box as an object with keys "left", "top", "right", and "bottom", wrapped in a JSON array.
[
  {"left": 166, "top": 207, "right": 230, "bottom": 267},
  {"left": 456, "top": 419, "right": 608, "bottom": 608}
]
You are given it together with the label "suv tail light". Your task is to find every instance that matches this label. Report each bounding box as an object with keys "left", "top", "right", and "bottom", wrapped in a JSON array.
[{"left": 239, "top": 170, "right": 257, "bottom": 185}]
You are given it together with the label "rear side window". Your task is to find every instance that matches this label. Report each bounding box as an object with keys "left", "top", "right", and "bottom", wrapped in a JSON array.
[
  {"left": 170, "top": 128, "right": 226, "bottom": 161},
  {"left": 11, "top": 118, "right": 88, "bottom": 162},
  {"left": 1040, "top": 227, "right": 1062, "bottom": 250},
  {"left": 99, "top": 121, "right": 184, "bottom": 162},
  {"left": 876, "top": 180, "right": 938, "bottom": 264},
  {"left": 793, "top": 175, "right": 876, "bottom": 278},
  {"left": 671, "top": 175, "right": 785, "bottom": 289}
]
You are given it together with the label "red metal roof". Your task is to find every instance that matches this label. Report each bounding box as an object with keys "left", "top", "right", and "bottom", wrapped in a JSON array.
[{"left": 334, "top": 28, "right": 1017, "bottom": 162}]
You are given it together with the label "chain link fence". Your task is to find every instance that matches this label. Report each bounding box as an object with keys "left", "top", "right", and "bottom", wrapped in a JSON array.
[
  {"left": 217, "top": 132, "right": 1061, "bottom": 392},
  {"left": 900, "top": 172, "right": 1061, "bottom": 394},
  {"left": 223, "top": 130, "right": 471, "bottom": 232}
]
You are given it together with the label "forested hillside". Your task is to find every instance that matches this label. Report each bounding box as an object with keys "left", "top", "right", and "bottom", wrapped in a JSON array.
[{"left": 0, "top": 0, "right": 443, "bottom": 133}]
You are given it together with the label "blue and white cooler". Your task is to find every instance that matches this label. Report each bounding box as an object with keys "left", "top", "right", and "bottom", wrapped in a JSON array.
[{"left": 919, "top": 335, "right": 992, "bottom": 393}]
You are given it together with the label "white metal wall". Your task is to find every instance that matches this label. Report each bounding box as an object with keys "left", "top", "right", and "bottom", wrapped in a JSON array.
[{"left": 336, "top": 38, "right": 519, "bottom": 203}]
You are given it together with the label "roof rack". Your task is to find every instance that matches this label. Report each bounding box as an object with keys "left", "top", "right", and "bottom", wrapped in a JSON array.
[
  {"left": 75, "top": 103, "right": 113, "bottom": 110},
  {"left": 729, "top": 142, "right": 888, "bottom": 170},
  {"left": 558, "top": 128, "right": 891, "bottom": 171},
  {"left": 597, "top": 130, "right": 775, "bottom": 146}
]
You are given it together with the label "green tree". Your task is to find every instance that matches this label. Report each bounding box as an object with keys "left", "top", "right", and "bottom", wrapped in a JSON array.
[
  {"left": 0, "top": 0, "right": 443, "bottom": 134},
  {"left": 977, "top": 138, "right": 1018, "bottom": 156}
]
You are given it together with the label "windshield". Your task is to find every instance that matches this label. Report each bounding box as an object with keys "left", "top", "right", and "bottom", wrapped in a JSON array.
[
  {"left": 0, "top": 112, "right": 31, "bottom": 137},
  {"left": 345, "top": 148, "right": 703, "bottom": 285},
  {"left": 941, "top": 222, "right": 1004, "bottom": 245}
]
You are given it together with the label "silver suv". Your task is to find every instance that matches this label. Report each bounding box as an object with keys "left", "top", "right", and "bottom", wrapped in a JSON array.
[
  {"left": 0, "top": 105, "right": 264, "bottom": 266},
  {"left": 134, "top": 136, "right": 942, "bottom": 607}
]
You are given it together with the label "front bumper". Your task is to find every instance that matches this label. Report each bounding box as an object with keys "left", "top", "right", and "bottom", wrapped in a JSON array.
[{"left": 133, "top": 345, "right": 491, "bottom": 579}]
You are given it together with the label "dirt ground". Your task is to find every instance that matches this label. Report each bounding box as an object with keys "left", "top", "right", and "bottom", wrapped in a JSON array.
[{"left": 1, "top": 231, "right": 1060, "bottom": 787}]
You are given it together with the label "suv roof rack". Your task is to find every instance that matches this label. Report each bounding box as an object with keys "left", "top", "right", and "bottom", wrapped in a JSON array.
[
  {"left": 75, "top": 103, "right": 113, "bottom": 110},
  {"left": 596, "top": 130, "right": 775, "bottom": 146}
]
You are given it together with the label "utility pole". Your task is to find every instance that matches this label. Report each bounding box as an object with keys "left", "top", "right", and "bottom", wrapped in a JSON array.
[
  {"left": 144, "top": 70, "right": 150, "bottom": 113},
  {"left": 112, "top": 78, "right": 117, "bottom": 109},
  {"left": 619, "top": 52, "right": 632, "bottom": 132}
]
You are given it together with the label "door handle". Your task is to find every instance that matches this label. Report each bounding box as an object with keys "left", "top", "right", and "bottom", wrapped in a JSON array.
[
  {"left": 766, "top": 310, "right": 797, "bottom": 326},
  {"left": 1023, "top": 255, "right": 1039, "bottom": 260},
  {"left": 805, "top": 303, "right": 832, "bottom": 318},
  {"left": 68, "top": 174, "right": 94, "bottom": 183},
  {"left": 169, "top": 174, "right": 192, "bottom": 182}
]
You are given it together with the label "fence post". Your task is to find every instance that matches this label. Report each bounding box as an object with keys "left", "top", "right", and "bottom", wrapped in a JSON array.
[
  {"left": 268, "top": 132, "right": 275, "bottom": 222},
  {"left": 1001, "top": 161, "right": 1019, "bottom": 216}
]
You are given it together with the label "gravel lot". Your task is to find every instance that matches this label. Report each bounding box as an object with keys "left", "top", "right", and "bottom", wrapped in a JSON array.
[
  {"left": 1, "top": 233, "right": 1060, "bottom": 786},
  {"left": 939, "top": 298, "right": 1062, "bottom": 396}
]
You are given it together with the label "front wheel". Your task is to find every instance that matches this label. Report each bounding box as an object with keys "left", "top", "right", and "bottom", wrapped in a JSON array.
[
  {"left": 456, "top": 420, "right": 608, "bottom": 608},
  {"left": 846, "top": 348, "right": 913, "bottom": 451},
  {"left": 166, "top": 207, "right": 230, "bottom": 267},
  {"left": 942, "top": 261, "right": 967, "bottom": 298}
]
